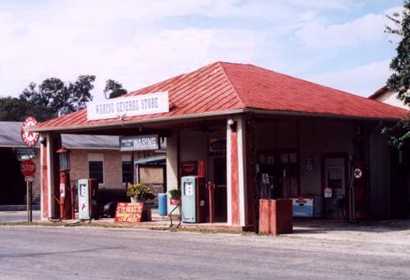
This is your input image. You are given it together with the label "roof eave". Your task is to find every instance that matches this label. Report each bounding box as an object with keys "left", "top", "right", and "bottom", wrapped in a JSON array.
[
  {"left": 34, "top": 109, "right": 246, "bottom": 133},
  {"left": 246, "top": 108, "right": 404, "bottom": 122},
  {"left": 34, "top": 106, "right": 404, "bottom": 134}
]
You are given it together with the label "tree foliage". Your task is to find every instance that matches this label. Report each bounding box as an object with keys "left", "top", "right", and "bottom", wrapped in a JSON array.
[
  {"left": 104, "top": 79, "right": 127, "bottom": 99},
  {"left": 387, "top": 1, "right": 410, "bottom": 105},
  {"left": 0, "top": 75, "right": 96, "bottom": 122},
  {"left": 20, "top": 75, "right": 95, "bottom": 116},
  {"left": 384, "top": 1, "right": 410, "bottom": 149}
]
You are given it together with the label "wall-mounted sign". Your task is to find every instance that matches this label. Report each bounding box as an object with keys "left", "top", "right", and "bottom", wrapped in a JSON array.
[
  {"left": 120, "top": 135, "right": 159, "bottom": 151},
  {"left": 353, "top": 168, "right": 363, "bottom": 179},
  {"left": 324, "top": 187, "right": 333, "bottom": 198},
  {"left": 16, "top": 148, "right": 37, "bottom": 161},
  {"left": 181, "top": 161, "right": 198, "bottom": 176},
  {"left": 87, "top": 92, "right": 169, "bottom": 121},
  {"left": 208, "top": 137, "right": 226, "bottom": 155}
]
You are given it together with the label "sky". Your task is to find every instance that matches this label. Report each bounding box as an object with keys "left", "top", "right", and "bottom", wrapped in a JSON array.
[{"left": 0, "top": 0, "right": 404, "bottom": 100}]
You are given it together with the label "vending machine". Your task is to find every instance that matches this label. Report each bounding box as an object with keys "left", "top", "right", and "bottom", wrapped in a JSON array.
[{"left": 181, "top": 176, "right": 208, "bottom": 223}]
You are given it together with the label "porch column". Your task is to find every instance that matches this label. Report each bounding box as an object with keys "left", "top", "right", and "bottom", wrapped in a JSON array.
[
  {"left": 40, "top": 133, "right": 61, "bottom": 220},
  {"left": 40, "top": 133, "right": 48, "bottom": 220},
  {"left": 166, "top": 131, "right": 179, "bottom": 214},
  {"left": 226, "top": 117, "right": 247, "bottom": 227}
]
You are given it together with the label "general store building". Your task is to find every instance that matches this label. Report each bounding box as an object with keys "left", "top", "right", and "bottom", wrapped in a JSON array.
[{"left": 35, "top": 62, "right": 409, "bottom": 229}]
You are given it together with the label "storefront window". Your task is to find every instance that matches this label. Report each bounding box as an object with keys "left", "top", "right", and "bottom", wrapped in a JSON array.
[
  {"left": 89, "top": 161, "right": 103, "bottom": 184},
  {"left": 122, "top": 161, "right": 133, "bottom": 184},
  {"left": 256, "top": 151, "right": 299, "bottom": 199}
]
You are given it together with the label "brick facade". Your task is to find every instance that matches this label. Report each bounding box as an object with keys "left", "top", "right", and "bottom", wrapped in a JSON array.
[{"left": 69, "top": 149, "right": 131, "bottom": 190}]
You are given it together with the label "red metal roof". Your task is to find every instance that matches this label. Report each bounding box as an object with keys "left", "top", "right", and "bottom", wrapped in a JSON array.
[{"left": 37, "top": 62, "right": 408, "bottom": 132}]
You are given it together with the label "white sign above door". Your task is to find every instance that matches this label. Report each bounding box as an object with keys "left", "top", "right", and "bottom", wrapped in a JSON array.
[{"left": 87, "top": 92, "right": 169, "bottom": 121}]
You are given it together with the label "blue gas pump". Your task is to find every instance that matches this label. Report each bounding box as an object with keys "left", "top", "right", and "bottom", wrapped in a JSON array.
[{"left": 181, "top": 176, "right": 207, "bottom": 223}]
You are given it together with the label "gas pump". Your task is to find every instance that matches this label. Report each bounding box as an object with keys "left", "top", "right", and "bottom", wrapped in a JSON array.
[
  {"left": 78, "top": 178, "right": 99, "bottom": 220},
  {"left": 180, "top": 160, "right": 209, "bottom": 223},
  {"left": 56, "top": 147, "right": 73, "bottom": 220}
]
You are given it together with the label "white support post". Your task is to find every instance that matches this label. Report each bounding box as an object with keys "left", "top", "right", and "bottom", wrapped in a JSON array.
[
  {"left": 226, "top": 122, "right": 232, "bottom": 225},
  {"left": 226, "top": 116, "right": 247, "bottom": 227},
  {"left": 237, "top": 117, "right": 247, "bottom": 227},
  {"left": 166, "top": 132, "right": 179, "bottom": 214},
  {"left": 46, "top": 134, "right": 55, "bottom": 219}
]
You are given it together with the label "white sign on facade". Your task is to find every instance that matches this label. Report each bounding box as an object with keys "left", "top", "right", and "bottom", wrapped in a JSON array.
[
  {"left": 87, "top": 92, "right": 169, "bottom": 121},
  {"left": 120, "top": 135, "right": 160, "bottom": 151},
  {"left": 78, "top": 179, "right": 90, "bottom": 220}
]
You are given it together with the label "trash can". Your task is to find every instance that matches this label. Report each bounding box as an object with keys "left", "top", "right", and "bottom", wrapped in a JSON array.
[
  {"left": 158, "top": 193, "right": 168, "bottom": 216},
  {"left": 259, "top": 199, "right": 293, "bottom": 235}
]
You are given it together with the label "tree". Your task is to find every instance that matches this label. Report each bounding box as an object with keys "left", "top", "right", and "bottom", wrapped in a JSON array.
[
  {"left": 384, "top": 2, "right": 410, "bottom": 149},
  {"left": 19, "top": 75, "right": 95, "bottom": 117},
  {"left": 104, "top": 79, "right": 127, "bottom": 99},
  {"left": 0, "top": 97, "right": 53, "bottom": 122},
  {"left": 0, "top": 97, "right": 30, "bottom": 121},
  {"left": 64, "top": 75, "right": 96, "bottom": 113}
]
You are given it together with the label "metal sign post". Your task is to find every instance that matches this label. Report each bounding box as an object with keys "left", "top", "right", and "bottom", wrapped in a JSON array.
[
  {"left": 26, "top": 178, "right": 33, "bottom": 223},
  {"left": 20, "top": 117, "right": 39, "bottom": 224},
  {"left": 21, "top": 161, "right": 35, "bottom": 223}
]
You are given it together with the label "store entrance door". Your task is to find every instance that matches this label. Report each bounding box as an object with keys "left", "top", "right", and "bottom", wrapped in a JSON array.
[
  {"left": 213, "top": 157, "right": 227, "bottom": 222},
  {"left": 322, "top": 156, "right": 348, "bottom": 219}
]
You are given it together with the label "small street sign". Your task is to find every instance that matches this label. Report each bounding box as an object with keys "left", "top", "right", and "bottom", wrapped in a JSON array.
[
  {"left": 21, "top": 116, "right": 39, "bottom": 147},
  {"left": 25, "top": 176, "right": 35, "bottom": 182},
  {"left": 20, "top": 159, "right": 36, "bottom": 177}
]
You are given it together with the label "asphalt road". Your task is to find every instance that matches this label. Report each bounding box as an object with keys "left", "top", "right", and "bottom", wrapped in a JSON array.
[{"left": 0, "top": 226, "right": 410, "bottom": 280}]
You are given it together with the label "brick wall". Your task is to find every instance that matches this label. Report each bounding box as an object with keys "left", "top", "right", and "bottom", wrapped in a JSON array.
[
  {"left": 102, "top": 150, "right": 124, "bottom": 189},
  {"left": 69, "top": 149, "right": 129, "bottom": 190}
]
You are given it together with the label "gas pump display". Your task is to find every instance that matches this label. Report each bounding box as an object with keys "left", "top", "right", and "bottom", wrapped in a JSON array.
[
  {"left": 181, "top": 176, "right": 208, "bottom": 223},
  {"left": 78, "top": 179, "right": 91, "bottom": 220},
  {"left": 78, "top": 179, "right": 98, "bottom": 220}
]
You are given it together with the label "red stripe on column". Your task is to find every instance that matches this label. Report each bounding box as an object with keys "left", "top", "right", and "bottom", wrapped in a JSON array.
[{"left": 231, "top": 130, "right": 240, "bottom": 225}]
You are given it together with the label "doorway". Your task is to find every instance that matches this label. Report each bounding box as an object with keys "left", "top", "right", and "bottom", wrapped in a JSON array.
[
  {"left": 322, "top": 155, "right": 348, "bottom": 219},
  {"left": 212, "top": 156, "right": 227, "bottom": 222},
  {"left": 0, "top": 148, "right": 25, "bottom": 204}
]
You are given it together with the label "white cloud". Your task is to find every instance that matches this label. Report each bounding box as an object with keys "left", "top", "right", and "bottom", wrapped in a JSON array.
[
  {"left": 305, "top": 59, "right": 391, "bottom": 96},
  {"left": 0, "top": 1, "right": 274, "bottom": 98},
  {"left": 295, "top": 6, "right": 402, "bottom": 49},
  {"left": 0, "top": 0, "right": 400, "bottom": 101}
]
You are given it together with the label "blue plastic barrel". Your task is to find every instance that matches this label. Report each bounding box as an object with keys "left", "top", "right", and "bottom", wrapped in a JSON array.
[{"left": 158, "top": 193, "right": 168, "bottom": 216}]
